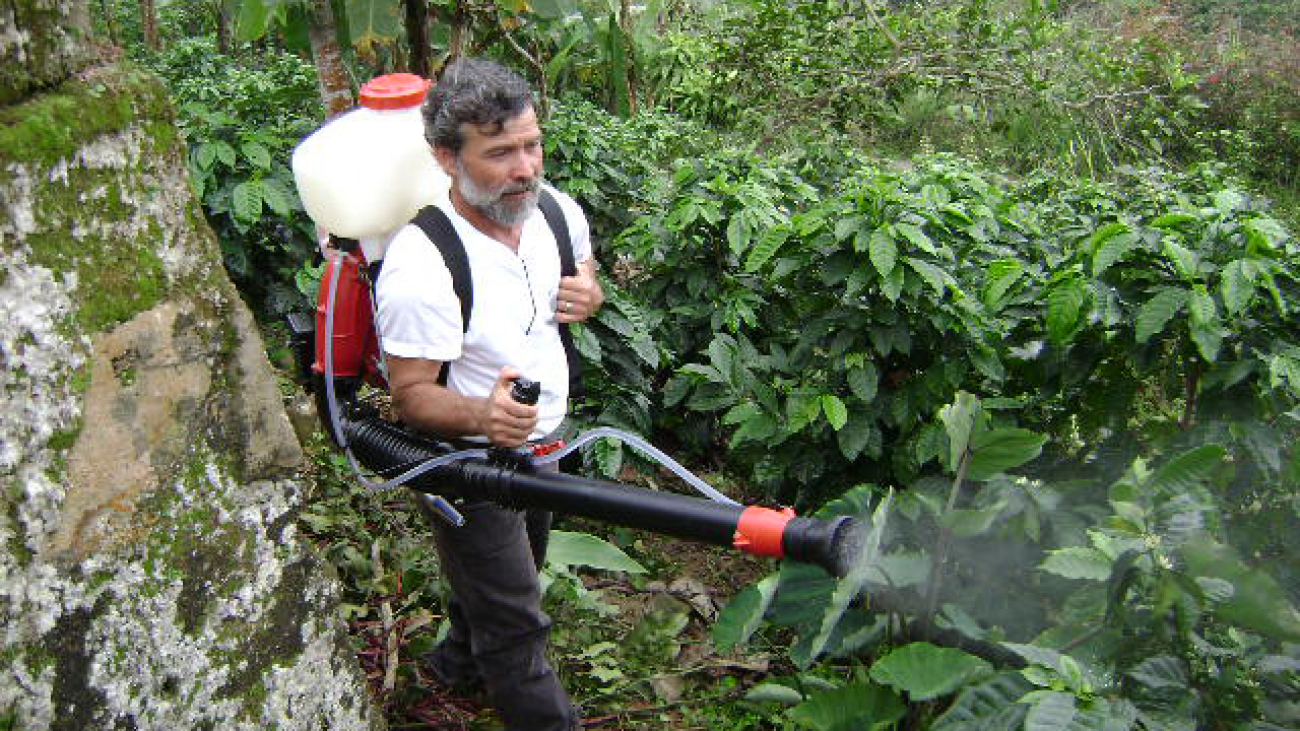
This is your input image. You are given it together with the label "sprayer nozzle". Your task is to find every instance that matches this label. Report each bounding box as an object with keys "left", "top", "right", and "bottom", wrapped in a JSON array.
[{"left": 828, "top": 518, "right": 871, "bottom": 579}]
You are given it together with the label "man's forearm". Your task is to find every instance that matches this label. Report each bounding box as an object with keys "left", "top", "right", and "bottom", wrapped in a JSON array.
[{"left": 393, "top": 381, "right": 485, "bottom": 438}]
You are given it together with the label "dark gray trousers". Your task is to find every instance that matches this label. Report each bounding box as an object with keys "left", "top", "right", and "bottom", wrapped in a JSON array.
[{"left": 423, "top": 479, "right": 578, "bottom": 731}]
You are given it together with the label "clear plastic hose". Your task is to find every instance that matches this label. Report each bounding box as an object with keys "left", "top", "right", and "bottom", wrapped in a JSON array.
[{"left": 532, "top": 427, "right": 739, "bottom": 506}]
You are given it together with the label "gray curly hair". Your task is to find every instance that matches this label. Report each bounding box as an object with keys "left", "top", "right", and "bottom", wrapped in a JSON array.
[{"left": 422, "top": 57, "right": 535, "bottom": 152}]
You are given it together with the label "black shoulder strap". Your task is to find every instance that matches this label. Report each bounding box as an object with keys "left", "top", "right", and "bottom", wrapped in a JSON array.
[
  {"left": 411, "top": 205, "right": 473, "bottom": 334},
  {"left": 537, "top": 189, "right": 585, "bottom": 401},
  {"left": 538, "top": 189, "right": 576, "bottom": 277}
]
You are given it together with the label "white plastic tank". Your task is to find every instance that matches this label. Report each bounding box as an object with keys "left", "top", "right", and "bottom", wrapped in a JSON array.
[{"left": 292, "top": 73, "right": 450, "bottom": 259}]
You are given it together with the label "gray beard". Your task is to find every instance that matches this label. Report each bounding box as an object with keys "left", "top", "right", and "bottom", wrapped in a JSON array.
[{"left": 454, "top": 159, "right": 542, "bottom": 228}]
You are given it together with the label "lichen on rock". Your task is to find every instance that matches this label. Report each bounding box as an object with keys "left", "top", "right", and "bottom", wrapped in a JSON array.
[{"left": 1, "top": 41, "right": 382, "bottom": 731}]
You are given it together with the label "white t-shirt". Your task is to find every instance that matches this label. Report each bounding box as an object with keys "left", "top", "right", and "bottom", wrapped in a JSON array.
[{"left": 375, "top": 185, "right": 592, "bottom": 440}]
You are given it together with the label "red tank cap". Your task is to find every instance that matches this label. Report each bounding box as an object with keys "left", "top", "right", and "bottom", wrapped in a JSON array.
[{"left": 359, "top": 73, "right": 431, "bottom": 110}]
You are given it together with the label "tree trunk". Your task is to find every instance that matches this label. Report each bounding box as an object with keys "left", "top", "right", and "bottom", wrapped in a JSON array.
[
  {"left": 140, "top": 0, "right": 159, "bottom": 50},
  {"left": 308, "top": 0, "right": 353, "bottom": 118},
  {"left": 404, "top": 0, "right": 430, "bottom": 78},
  {"left": 619, "top": 0, "right": 637, "bottom": 115},
  {"left": 100, "top": 0, "right": 119, "bottom": 45},
  {"left": 214, "top": 0, "right": 231, "bottom": 54}
]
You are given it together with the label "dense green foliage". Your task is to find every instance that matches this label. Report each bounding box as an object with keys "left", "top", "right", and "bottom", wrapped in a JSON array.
[{"left": 101, "top": 0, "right": 1300, "bottom": 728}]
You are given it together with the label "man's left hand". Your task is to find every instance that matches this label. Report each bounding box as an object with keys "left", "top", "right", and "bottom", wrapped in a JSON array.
[{"left": 556, "top": 258, "right": 604, "bottom": 323}]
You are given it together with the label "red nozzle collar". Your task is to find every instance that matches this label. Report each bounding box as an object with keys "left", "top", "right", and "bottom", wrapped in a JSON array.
[{"left": 359, "top": 73, "right": 431, "bottom": 110}]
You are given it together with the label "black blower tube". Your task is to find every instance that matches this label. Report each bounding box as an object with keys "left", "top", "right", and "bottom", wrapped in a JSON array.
[{"left": 340, "top": 415, "right": 862, "bottom": 578}]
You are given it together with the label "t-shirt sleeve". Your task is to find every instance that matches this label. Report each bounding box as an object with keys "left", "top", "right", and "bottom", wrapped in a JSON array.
[
  {"left": 374, "top": 224, "right": 464, "bottom": 362},
  {"left": 551, "top": 187, "right": 594, "bottom": 265}
]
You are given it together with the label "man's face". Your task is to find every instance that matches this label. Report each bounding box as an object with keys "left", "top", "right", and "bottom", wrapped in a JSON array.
[{"left": 440, "top": 107, "right": 544, "bottom": 228}]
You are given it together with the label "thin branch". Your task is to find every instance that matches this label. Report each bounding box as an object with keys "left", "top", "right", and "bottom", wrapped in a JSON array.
[{"left": 924, "top": 448, "right": 970, "bottom": 619}]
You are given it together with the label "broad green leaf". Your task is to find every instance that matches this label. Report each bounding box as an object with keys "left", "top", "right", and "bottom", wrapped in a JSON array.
[
  {"left": 943, "top": 505, "right": 1005, "bottom": 537},
  {"left": 907, "top": 257, "right": 949, "bottom": 296},
  {"left": 870, "top": 643, "right": 992, "bottom": 701},
  {"left": 745, "top": 682, "right": 803, "bottom": 705},
  {"left": 836, "top": 412, "right": 876, "bottom": 461},
  {"left": 834, "top": 216, "right": 862, "bottom": 242},
  {"left": 730, "top": 411, "right": 780, "bottom": 447},
  {"left": 821, "top": 395, "right": 848, "bottom": 431},
  {"left": 1219, "top": 260, "right": 1256, "bottom": 317},
  {"left": 195, "top": 142, "right": 217, "bottom": 170},
  {"left": 983, "top": 259, "right": 1024, "bottom": 310},
  {"left": 746, "top": 226, "right": 789, "bottom": 272},
  {"left": 1046, "top": 279, "right": 1086, "bottom": 344},
  {"left": 1040, "top": 546, "right": 1111, "bottom": 581},
  {"left": 869, "top": 229, "right": 897, "bottom": 277},
  {"left": 1135, "top": 288, "right": 1187, "bottom": 343},
  {"left": 1188, "top": 287, "right": 1216, "bottom": 325},
  {"left": 804, "top": 491, "right": 892, "bottom": 665},
  {"left": 713, "top": 574, "right": 777, "bottom": 652},
  {"left": 896, "top": 223, "right": 937, "bottom": 254},
  {"left": 241, "top": 140, "right": 271, "bottom": 169},
  {"left": 1150, "top": 212, "right": 1197, "bottom": 230},
  {"left": 1180, "top": 541, "right": 1300, "bottom": 641},
  {"left": 1162, "top": 239, "right": 1198, "bottom": 281},
  {"left": 727, "top": 214, "right": 750, "bottom": 256},
  {"left": 1093, "top": 232, "right": 1138, "bottom": 276},
  {"left": 967, "top": 428, "right": 1046, "bottom": 480},
  {"left": 1146, "top": 445, "right": 1224, "bottom": 495},
  {"left": 1088, "top": 221, "right": 1129, "bottom": 250},
  {"left": 571, "top": 321, "right": 601, "bottom": 364},
  {"left": 1024, "top": 691, "right": 1077, "bottom": 731},
  {"left": 347, "top": 0, "right": 403, "bottom": 49},
  {"left": 1127, "top": 656, "right": 1187, "bottom": 690},
  {"left": 231, "top": 180, "right": 263, "bottom": 222},
  {"left": 939, "top": 392, "right": 980, "bottom": 472},
  {"left": 259, "top": 178, "right": 294, "bottom": 217},
  {"left": 1213, "top": 188, "right": 1245, "bottom": 212},
  {"left": 881, "top": 263, "right": 904, "bottom": 302},
  {"left": 235, "top": 0, "right": 271, "bottom": 41},
  {"left": 214, "top": 140, "right": 237, "bottom": 168},
  {"left": 847, "top": 364, "right": 879, "bottom": 403},
  {"left": 930, "top": 673, "right": 1031, "bottom": 731},
  {"left": 723, "top": 402, "right": 761, "bottom": 426},
  {"left": 788, "top": 682, "right": 905, "bottom": 731},
  {"left": 546, "top": 530, "right": 646, "bottom": 574}
]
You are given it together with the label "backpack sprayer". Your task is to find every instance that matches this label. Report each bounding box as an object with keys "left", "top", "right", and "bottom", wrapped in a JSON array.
[{"left": 284, "top": 73, "right": 870, "bottom": 580}]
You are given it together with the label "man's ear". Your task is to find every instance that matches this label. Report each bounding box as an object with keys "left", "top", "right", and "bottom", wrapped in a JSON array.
[{"left": 432, "top": 146, "right": 456, "bottom": 177}]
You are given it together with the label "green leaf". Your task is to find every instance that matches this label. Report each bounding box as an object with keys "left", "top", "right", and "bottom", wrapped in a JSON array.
[
  {"left": 837, "top": 412, "right": 876, "bottom": 461},
  {"left": 1046, "top": 279, "right": 1086, "bottom": 344},
  {"left": 1135, "top": 288, "right": 1187, "bottom": 343},
  {"left": 241, "top": 140, "right": 271, "bottom": 169},
  {"left": 834, "top": 216, "right": 862, "bottom": 242},
  {"left": 259, "top": 178, "right": 294, "bottom": 218},
  {"left": 1219, "top": 260, "right": 1257, "bottom": 316},
  {"left": 746, "top": 226, "right": 789, "bottom": 273},
  {"left": 870, "top": 643, "right": 992, "bottom": 701},
  {"left": 231, "top": 180, "right": 263, "bottom": 222},
  {"left": 727, "top": 214, "right": 750, "bottom": 256},
  {"left": 821, "top": 395, "right": 848, "bottom": 431},
  {"left": 1150, "top": 212, "right": 1198, "bottom": 230},
  {"left": 713, "top": 574, "right": 777, "bottom": 652},
  {"left": 1126, "top": 656, "right": 1187, "bottom": 690},
  {"left": 895, "top": 223, "right": 937, "bottom": 254},
  {"left": 235, "top": 0, "right": 271, "bottom": 41},
  {"left": 869, "top": 229, "right": 897, "bottom": 277},
  {"left": 967, "top": 428, "right": 1046, "bottom": 480},
  {"left": 943, "top": 505, "right": 1005, "bottom": 537},
  {"left": 930, "top": 673, "right": 1031, "bottom": 731},
  {"left": 1093, "top": 232, "right": 1138, "bottom": 276},
  {"left": 788, "top": 682, "right": 905, "bottom": 731},
  {"left": 347, "top": 0, "right": 403, "bottom": 48},
  {"left": 1146, "top": 445, "right": 1223, "bottom": 495},
  {"left": 1040, "top": 547, "right": 1111, "bottom": 581},
  {"left": 1023, "top": 691, "right": 1076, "bottom": 731},
  {"left": 847, "top": 364, "right": 879, "bottom": 403},
  {"left": 745, "top": 682, "right": 803, "bottom": 705},
  {"left": 1180, "top": 541, "right": 1300, "bottom": 641},
  {"left": 804, "top": 491, "right": 892, "bottom": 665},
  {"left": 939, "top": 392, "right": 980, "bottom": 473},
  {"left": 881, "top": 263, "right": 904, "bottom": 302},
  {"left": 907, "top": 257, "right": 949, "bottom": 297},
  {"left": 214, "top": 140, "right": 237, "bottom": 168},
  {"left": 195, "top": 142, "right": 217, "bottom": 170},
  {"left": 983, "top": 259, "right": 1024, "bottom": 310},
  {"left": 1162, "top": 239, "right": 1198, "bottom": 281},
  {"left": 546, "top": 530, "right": 646, "bottom": 574}
]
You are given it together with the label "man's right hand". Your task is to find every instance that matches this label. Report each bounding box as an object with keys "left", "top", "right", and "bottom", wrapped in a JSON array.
[{"left": 478, "top": 366, "right": 538, "bottom": 447}]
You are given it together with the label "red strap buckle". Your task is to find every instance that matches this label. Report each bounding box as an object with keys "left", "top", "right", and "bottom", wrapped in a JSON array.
[{"left": 531, "top": 440, "right": 566, "bottom": 457}]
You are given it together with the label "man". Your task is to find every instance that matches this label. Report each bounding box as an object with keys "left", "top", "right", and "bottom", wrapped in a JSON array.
[{"left": 375, "top": 57, "right": 603, "bottom": 731}]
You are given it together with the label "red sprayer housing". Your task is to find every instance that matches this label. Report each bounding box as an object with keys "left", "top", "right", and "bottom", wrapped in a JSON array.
[{"left": 313, "top": 252, "right": 383, "bottom": 386}]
